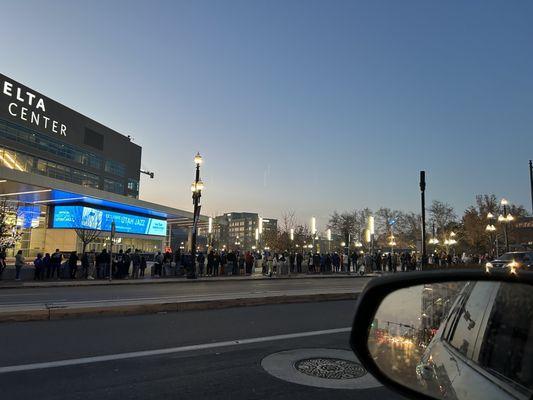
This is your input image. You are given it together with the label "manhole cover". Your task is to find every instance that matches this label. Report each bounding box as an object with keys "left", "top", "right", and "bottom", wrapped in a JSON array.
[
  {"left": 261, "top": 348, "right": 382, "bottom": 390},
  {"left": 294, "top": 357, "right": 366, "bottom": 380}
]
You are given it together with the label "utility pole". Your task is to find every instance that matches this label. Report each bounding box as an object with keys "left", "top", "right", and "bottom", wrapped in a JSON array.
[
  {"left": 109, "top": 220, "right": 115, "bottom": 282},
  {"left": 420, "top": 171, "right": 427, "bottom": 269},
  {"left": 529, "top": 160, "right": 533, "bottom": 215}
]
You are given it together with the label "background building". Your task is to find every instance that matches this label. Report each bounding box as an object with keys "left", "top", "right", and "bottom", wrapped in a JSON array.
[
  {"left": 0, "top": 73, "right": 204, "bottom": 256},
  {"left": 212, "top": 212, "right": 277, "bottom": 251}
]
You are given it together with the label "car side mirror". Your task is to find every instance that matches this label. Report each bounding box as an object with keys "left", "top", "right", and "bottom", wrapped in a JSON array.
[{"left": 350, "top": 270, "right": 533, "bottom": 400}]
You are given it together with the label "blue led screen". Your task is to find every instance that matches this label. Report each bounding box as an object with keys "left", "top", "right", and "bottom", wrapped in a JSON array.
[{"left": 51, "top": 205, "right": 167, "bottom": 236}]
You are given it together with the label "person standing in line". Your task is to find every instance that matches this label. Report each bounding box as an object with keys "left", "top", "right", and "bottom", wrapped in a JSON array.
[
  {"left": 296, "top": 252, "right": 303, "bottom": 273},
  {"left": 50, "top": 249, "right": 62, "bottom": 279},
  {"left": 245, "top": 251, "right": 254, "bottom": 275},
  {"left": 42, "top": 253, "right": 51, "bottom": 280},
  {"left": 197, "top": 252, "right": 205, "bottom": 277},
  {"left": 33, "top": 253, "right": 43, "bottom": 280},
  {"left": 139, "top": 254, "right": 147, "bottom": 277},
  {"left": 123, "top": 249, "right": 132, "bottom": 278},
  {"left": 14, "top": 250, "right": 25, "bottom": 281},
  {"left": 207, "top": 250, "right": 214, "bottom": 276},
  {"left": 289, "top": 253, "right": 295, "bottom": 274},
  {"left": 0, "top": 248, "right": 7, "bottom": 280},
  {"left": 154, "top": 251, "right": 163, "bottom": 277},
  {"left": 68, "top": 251, "right": 79, "bottom": 279},
  {"left": 81, "top": 252, "right": 89, "bottom": 279},
  {"left": 132, "top": 249, "right": 141, "bottom": 279},
  {"left": 213, "top": 251, "right": 220, "bottom": 276}
]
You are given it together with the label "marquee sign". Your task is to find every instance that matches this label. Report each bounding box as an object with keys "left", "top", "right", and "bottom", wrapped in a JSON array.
[
  {"left": 1, "top": 74, "right": 68, "bottom": 137},
  {"left": 51, "top": 205, "right": 168, "bottom": 237}
]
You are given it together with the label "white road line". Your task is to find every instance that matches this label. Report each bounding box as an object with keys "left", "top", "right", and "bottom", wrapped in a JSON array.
[{"left": 0, "top": 327, "right": 351, "bottom": 374}]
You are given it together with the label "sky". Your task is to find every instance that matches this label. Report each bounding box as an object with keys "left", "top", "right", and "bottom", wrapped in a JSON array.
[{"left": 2, "top": 0, "right": 532, "bottom": 228}]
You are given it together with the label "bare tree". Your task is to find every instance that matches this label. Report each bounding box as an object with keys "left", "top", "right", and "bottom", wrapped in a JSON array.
[
  {"left": 70, "top": 207, "right": 103, "bottom": 254},
  {"left": 429, "top": 200, "right": 457, "bottom": 233}
]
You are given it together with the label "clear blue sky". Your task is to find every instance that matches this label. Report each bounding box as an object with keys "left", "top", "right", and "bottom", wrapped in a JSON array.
[{"left": 2, "top": 0, "right": 532, "bottom": 227}]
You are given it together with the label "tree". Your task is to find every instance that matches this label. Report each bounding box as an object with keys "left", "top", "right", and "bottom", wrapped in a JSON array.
[
  {"left": 395, "top": 211, "right": 421, "bottom": 249},
  {"left": 0, "top": 199, "right": 23, "bottom": 251},
  {"left": 461, "top": 194, "right": 528, "bottom": 254},
  {"left": 429, "top": 200, "right": 457, "bottom": 233},
  {"left": 70, "top": 207, "right": 103, "bottom": 254}
]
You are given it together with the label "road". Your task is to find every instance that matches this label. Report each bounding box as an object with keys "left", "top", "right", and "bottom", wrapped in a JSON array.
[
  {"left": 0, "top": 300, "right": 404, "bottom": 400},
  {"left": 0, "top": 277, "right": 371, "bottom": 309}
]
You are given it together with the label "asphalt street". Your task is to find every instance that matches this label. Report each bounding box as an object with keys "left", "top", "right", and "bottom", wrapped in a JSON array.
[
  {"left": 0, "top": 277, "right": 370, "bottom": 308},
  {"left": 0, "top": 300, "right": 405, "bottom": 400}
]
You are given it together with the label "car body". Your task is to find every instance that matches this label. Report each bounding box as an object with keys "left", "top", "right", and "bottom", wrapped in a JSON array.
[
  {"left": 415, "top": 281, "right": 533, "bottom": 400},
  {"left": 485, "top": 252, "right": 533, "bottom": 272}
]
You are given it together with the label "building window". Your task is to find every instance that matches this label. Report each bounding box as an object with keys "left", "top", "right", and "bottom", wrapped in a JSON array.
[
  {"left": 127, "top": 178, "right": 139, "bottom": 193},
  {"left": 0, "top": 145, "right": 100, "bottom": 189},
  {"left": 105, "top": 159, "right": 126, "bottom": 177},
  {"left": 0, "top": 118, "right": 103, "bottom": 169},
  {"left": 104, "top": 178, "right": 125, "bottom": 194}
]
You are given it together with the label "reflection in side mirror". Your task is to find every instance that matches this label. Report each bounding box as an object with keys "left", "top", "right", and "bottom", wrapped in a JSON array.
[{"left": 368, "top": 281, "right": 533, "bottom": 400}]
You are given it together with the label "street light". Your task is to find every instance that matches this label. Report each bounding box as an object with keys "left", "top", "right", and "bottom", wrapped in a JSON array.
[
  {"left": 188, "top": 152, "right": 203, "bottom": 279},
  {"left": 498, "top": 198, "right": 514, "bottom": 253}
]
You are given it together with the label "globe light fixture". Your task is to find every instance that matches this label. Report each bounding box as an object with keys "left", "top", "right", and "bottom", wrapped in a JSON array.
[{"left": 194, "top": 152, "right": 203, "bottom": 165}]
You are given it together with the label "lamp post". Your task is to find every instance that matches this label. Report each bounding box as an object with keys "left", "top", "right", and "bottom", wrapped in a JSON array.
[
  {"left": 443, "top": 231, "right": 457, "bottom": 255},
  {"left": 368, "top": 216, "right": 375, "bottom": 255},
  {"left": 188, "top": 152, "right": 204, "bottom": 279},
  {"left": 419, "top": 171, "right": 428, "bottom": 268},
  {"left": 485, "top": 212, "right": 497, "bottom": 257},
  {"left": 311, "top": 217, "right": 317, "bottom": 252},
  {"left": 498, "top": 198, "right": 514, "bottom": 253}
]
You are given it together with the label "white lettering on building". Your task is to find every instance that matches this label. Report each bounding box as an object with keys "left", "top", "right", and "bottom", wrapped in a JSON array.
[{"left": 2, "top": 77, "right": 64, "bottom": 136}]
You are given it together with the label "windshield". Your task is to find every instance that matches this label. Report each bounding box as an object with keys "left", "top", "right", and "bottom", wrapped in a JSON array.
[{"left": 498, "top": 253, "right": 529, "bottom": 262}]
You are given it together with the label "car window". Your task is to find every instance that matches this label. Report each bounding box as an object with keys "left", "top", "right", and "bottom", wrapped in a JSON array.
[
  {"left": 446, "top": 282, "right": 497, "bottom": 360},
  {"left": 499, "top": 253, "right": 526, "bottom": 261},
  {"left": 478, "top": 284, "right": 533, "bottom": 392}
]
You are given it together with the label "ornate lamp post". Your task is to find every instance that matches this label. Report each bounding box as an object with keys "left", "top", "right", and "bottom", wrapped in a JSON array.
[
  {"left": 188, "top": 152, "right": 204, "bottom": 279},
  {"left": 498, "top": 198, "right": 514, "bottom": 253},
  {"left": 485, "top": 212, "right": 497, "bottom": 257}
]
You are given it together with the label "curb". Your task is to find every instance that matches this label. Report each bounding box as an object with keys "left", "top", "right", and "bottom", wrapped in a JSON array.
[
  {"left": 0, "top": 274, "right": 373, "bottom": 290},
  {"left": 0, "top": 292, "right": 359, "bottom": 323}
]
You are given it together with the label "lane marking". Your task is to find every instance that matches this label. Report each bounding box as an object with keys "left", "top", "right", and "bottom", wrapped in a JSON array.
[{"left": 0, "top": 327, "right": 351, "bottom": 374}]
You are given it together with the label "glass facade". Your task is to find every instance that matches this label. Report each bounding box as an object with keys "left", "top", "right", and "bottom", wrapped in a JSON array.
[
  {"left": 0, "top": 146, "right": 100, "bottom": 189},
  {"left": 104, "top": 159, "right": 126, "bottom": 177},
  {"left": 103, "top": 178, "right": 125, "bottom": 194},
  {"left": 0, "top": 118, "right": 102, "bottom": 169},
  {"left": 0, "top": 118, "right": 137, "bottom": 197}
]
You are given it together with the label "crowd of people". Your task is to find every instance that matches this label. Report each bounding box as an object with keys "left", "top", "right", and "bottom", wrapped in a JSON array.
[{"left": 0, "top": 246, "right": 492, "bottom": 281}]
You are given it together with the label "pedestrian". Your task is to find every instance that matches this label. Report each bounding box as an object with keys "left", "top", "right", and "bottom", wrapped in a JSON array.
[
  {"left": 68, "top": 251, "right": 79, "bottom": 279},
  {"left": 50, "top": 249, "right": 62, "bottom": 279},
  {"left": 245, "top": 251, "right": 254, "bottom": 275},
  {"left": 123, "top": 249, "right": 132, "bottom": 278},
  {"left": 132, "top": 249, "right": 141, "bottom": 279},
  {"left": 14, "top": 250, "right": 25, "bottom": 281},
  {"left": 81, "top": 252, "right": 90, "bottom": 279},
  {"left": 197, "top": 252, "right": 205, "bottom": 276},
  {"left": 42, "top": 253, "right": 51, "bottom": 279},
  {"left": 0, "top": 248, "right": 7, "bottom": 280},
  {"left": 139, "top": 254, "right": 147, "bottom": 277},
  {"left": 154, "top": 251, "right": 163, "bottom": 277},
  {"left": 207, "top": 250, "right": 215, "bottom": 276},
  {"left": 115, "top": 249, "right": 124, "bottom": 279},
  {"left": 213, "top": 251, "right": 220, "bottom": 276},
  {"left": 289, "top": 253, "right": 295, "bottom": 274},
  {"left": 163, "top": 250, "right": 173, "bottom": 277},
  {"left": 296, "top": 252, "right": 303, "bottom": 273},
  {"left": 33, "top": 253, "right": 44, "bottom": 280}
]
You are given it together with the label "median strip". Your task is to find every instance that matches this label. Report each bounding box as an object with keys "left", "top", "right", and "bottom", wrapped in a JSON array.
[{"left": 0, "top": 292, "right": 359, "bottom": 322}]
